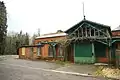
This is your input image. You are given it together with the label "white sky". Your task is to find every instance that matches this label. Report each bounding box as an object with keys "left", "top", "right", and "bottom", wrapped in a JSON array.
[{"left": 2, "top": 0, "right": 120, "bottom": 35}]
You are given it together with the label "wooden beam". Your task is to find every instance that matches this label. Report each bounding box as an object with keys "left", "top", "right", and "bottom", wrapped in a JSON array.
[
  {"left": 106, "top": 29, "right": 111, "bottom": 38},
  {"left": 69, "top": 23, "right": 85, "bottom": 37}
]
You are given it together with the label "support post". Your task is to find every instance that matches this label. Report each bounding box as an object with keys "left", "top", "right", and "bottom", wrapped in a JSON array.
[
  {"left": 78, "top": 30, "right": 80, "bottom": 38},
  {"left": 81, "top": 27, "right": 83, "bottom": 37},
  {"left": 92, "top": 42, "right": 95, "bottom": 63},
  {"left": 94, "top": 29, "right": 96, "bottom": 37},
  {"left": 51, "top": 42, "right": 57, "bottom": 58},
  {"left": 98, "top": 31, "right": 100, "bottom": 37},
  {"left": 90, "top": 28, "right": 91, "bottom": 37},
  {"left": 108, "top": 40, "right": 112, "bottom": 68},
  {"left": 53, "top": 46, "right": 56, "bottom": 58}
]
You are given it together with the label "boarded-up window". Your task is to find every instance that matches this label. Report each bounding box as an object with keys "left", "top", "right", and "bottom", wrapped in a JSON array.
[
  {"left": 37, "top": 42, "right": 42, "bottom": 56},
  {"left": 58, "top": 45, "right": 63, "bottom": 56},
  {"left": 48, "top": 46, "right": 53, "bottom": 57},
  {"left": 37, "top": 47, "right": 41, "bottom": 56},
  {"left": 22, "top": 48, "right": 25, "bottom": 55}
]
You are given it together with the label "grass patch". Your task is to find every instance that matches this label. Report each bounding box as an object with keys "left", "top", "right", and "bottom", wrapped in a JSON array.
[{"left": 55, "top": 60, "right": 71, "bottom": 66}]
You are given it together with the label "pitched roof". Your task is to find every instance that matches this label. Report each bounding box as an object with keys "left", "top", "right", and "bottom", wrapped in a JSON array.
[
  {"left": 19, "top": 44, "right": 44, "bottom": 48},
  {"left": 65, "top": 19, "right": 111, "bottom": 33},
  {"left": 112, "top": 25, "right": 120, "bottom": 31},
  {"left": 35, "top": 32, "right": 67, "bottom": 39}
]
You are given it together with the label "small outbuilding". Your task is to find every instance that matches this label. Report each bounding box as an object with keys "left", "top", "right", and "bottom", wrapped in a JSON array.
[{"left": 19, "top": 45, "right": 44, "bottom": 60}]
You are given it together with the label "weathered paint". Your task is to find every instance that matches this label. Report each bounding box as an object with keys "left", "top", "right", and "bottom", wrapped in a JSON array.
[
  {"left": 74, "top": 42, "right": 95, "bottom": 63},
  {"left": 26, "top": 47, "right": 30, "bottom": 58},
  {"left": 74, "top": 57, "right": 95, "bottom": 63},
  {"left": 94, "top": 42, "right": 108, "bottom": 62},
  {"left": 34, "top": 34, "right": 66, "bottom": 60},
  {"left": 19, "top": 48, "right": 22, "bottom": 58},
  {"left": 19, "top": 47, "right": 31, "bottom": 59},
  {"left": 67, "top": 44, "right": 74, "bottom": 63},
  {"left": 41, "top": 44, "right": 49, "bottom": 57},
  {"left": 112, "top": 31, "right": 120, "bottom": 37},
  {"left": 92, "top": 43, "right": 96, "bottom": 62},
  {"left": 22, "top": 48, "right": 25, "bottom": 56},
  {"left": 96, "top": 57, "right": 108, "bottom": 63},
  {"left": 71, "top": 44, "right": 74, "bottom": 63},
  {"left": 112, "top": 42, "right": 120, "bottom": 64}
]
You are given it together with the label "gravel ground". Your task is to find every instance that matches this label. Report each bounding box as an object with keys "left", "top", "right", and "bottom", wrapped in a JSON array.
[{"left": 0, "top": 55, "right": 110, "bottom": 80}]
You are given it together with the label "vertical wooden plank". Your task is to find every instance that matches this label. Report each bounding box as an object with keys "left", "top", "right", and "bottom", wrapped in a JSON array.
[
  {"left": 90, "top": 28, "right": 91, "bottom": 37},
  {"left": 98, "top": 31, "right": 100, "bottom": 37},
  {"left": 86, "top": 27, "right": 87, "bottom": 37},
  {"left": 81, "top": 27, "right": 83, "bottom": 37},
  {"left": 22, "top": 47, "right": 25, "bottom": 56},
  {"left": 92, "top": 43, "right": 95, "bottom": 63}
]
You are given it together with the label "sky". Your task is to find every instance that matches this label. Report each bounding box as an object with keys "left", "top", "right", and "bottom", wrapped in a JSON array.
[{"left": 2, "top": 0, "right": 120, "bottom": 35}]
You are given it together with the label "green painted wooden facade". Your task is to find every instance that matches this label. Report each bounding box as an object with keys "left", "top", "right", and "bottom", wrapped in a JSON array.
[
  {"left": 94, "top": 42, "right": 106, "bottom": 58},
  {"left": 74, "top": 42, "right": 95, "bottom": 63}
]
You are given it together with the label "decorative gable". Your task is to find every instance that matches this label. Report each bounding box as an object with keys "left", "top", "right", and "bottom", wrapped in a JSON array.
[{"left": 65, "top": 19, "right": 111, "bottom": 41}]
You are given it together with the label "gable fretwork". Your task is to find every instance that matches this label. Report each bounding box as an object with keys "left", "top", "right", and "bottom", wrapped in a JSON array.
[{"left": 65, "top": 20, "right": 112, "bottom": 43}]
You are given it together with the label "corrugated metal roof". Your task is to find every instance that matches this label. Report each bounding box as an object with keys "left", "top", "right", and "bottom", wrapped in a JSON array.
[{"left": 35, "top": 33, "right": 67, "bottom": 39}]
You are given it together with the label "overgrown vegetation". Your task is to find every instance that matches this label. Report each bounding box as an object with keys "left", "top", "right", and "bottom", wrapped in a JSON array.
[
  {"left": 4, "top": 31, "right": 29, "bottom": 55},
  {"left": 95, "top": 66, "right": 120, "bottom": 79},
  {"left": 55, "top": 37, "right": 71, "bottom": 61}
]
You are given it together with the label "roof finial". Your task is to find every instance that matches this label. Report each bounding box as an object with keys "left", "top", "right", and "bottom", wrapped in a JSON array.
[
  {"left": 84, "top": 15, "right": 86, "bottom": 20},
  {"left": 83, "top": 2, "right": 86, "bottom": 20}
]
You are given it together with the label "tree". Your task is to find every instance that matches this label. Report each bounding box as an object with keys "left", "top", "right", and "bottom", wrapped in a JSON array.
[
  {"left": 4, "top": 31, "right": 30, "bottom": 55},
  {"left": 25, "top": 32, "right": 29, "bottom": 45},
  {"left": 56, "top": 30, "right": 63, "bottom": 33},
  {"left": 0, "top": 1, "right": 7, "bottom": 55},
  {"left": 31, "top": 34, "right": 37, "bottom": 45},
  {"left": 56, "top": 37, "right": 71, "bottom": 61},
  {"left": 37, "top": 28, "right": 40, "bottom": 36}
]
